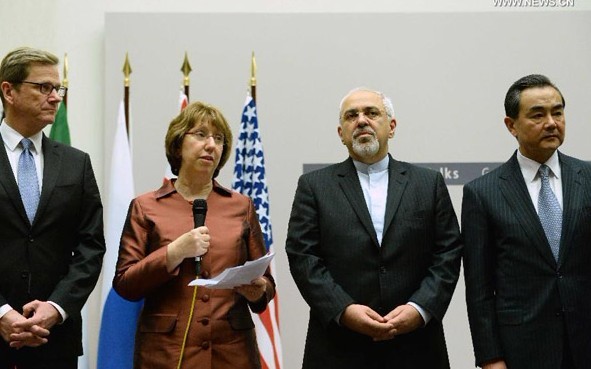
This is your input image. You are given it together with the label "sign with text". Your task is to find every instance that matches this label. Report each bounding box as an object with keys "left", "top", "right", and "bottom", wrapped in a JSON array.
[{"left": 303, "top": 162, "right": 503, "bottom": 186}]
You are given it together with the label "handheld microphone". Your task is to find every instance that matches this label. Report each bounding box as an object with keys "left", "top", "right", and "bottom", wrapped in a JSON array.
[{"left": 192, "top": 199, "right": 207, "bottom": 276}]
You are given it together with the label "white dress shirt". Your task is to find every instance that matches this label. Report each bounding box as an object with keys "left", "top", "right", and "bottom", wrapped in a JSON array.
[
  {"left": 354, "top": 157, "right": 389, "bottom": 245},
  {"left": 516, "top": 150, "right": 563, "bottom": 211},
  {"left": 352, "top": 156, "right": 431, "bottom": 325}
]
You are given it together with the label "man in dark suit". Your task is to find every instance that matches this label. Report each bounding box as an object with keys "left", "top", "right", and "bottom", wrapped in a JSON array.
[
  {"left": 463, "top": 74, "right": 591, "bottom": 369},
  {"left": 0, "top": 47, "right": 105, "bottom": 369},
  {"left": 286, "top": 88, "right": 462, "bottom": 369}
]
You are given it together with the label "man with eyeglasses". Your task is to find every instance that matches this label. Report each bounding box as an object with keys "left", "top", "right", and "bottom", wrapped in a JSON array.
[
  {"left": 0, "top": 47, "right": 105, "bottom": 369},
  {"left": 286, "top": 88, "right": 462, "bottom": 368}
]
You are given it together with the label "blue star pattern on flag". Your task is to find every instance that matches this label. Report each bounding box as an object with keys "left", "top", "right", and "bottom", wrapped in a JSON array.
[
  {"left": 233, "top": 95, "right": 282, "bottom": 369},
  {"left": 233, "top": 96, "right": 273, "bottom": 250}
]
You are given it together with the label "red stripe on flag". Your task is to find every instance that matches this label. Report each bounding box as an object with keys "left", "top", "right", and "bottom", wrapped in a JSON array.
[{"left": 258, "top": 307, "right": 281, "bottom": 369}]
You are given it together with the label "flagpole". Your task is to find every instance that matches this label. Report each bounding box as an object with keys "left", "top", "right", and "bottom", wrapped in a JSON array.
[
  {"left": 62, "top": 53, "right": 69, "bottom": 107},
  {"left": 233, "top": 53, "right": 283, "bottom": 369},
  {"left": 181, "top": 51, "right": 192, "bottom": 102},
  {"left": 97, "top": 74, "right": 141, "bottom": 369},
  {"left": 250, "top": 51, "right": 257, "bottom": 102},
  {"left": 122, "top": 53, "right": 132, "bottom": 136}
]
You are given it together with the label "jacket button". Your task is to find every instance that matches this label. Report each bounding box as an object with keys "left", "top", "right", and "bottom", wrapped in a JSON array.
[
  {"left": 201, "top": 341, "right": 210, "bottom": 350},
  {"left": 201, "top": 294, "right": 210, "bottom": 302},
  {"left": 201, "top": 318, "right": 209, "bottom": 326},
  {"left": 379, "top": 267, "right": 386, "bottom": 274},
  {"left": 21, "top": 271, "right": 29, "bottom": 279},
  {"left": 201, "top": 270, "right": 210, "bottom": 279}
]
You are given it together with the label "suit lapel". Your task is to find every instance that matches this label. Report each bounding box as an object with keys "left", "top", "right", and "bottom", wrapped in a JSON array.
[
  {"left": 383, "top": 157, "right": 408, "bottom": 234},
  {"left": 34, "top": 135, "right": 61, "bottom": 226},
  {"left": 557, "top": 153, "right": 583, "bottom": 265},
  {"left": 499, "top": 153, "right": 556, "bottom": 266},
  {"left": 336, "top": 158, "right": 380, "bottom": 246},
  {"left": 0, "top": 132, "right": 31, "bottom": 225}
]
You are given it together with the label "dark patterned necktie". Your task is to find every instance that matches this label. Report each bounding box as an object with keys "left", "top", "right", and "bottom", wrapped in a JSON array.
[
  {"left": 537, "top": 164, "right": 562, "bottom": 260},
  {"left": 18, "top": 138, "right": 40, "bottom": 224}
]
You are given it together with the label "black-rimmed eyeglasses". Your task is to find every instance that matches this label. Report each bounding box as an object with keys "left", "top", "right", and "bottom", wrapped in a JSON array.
[{"left": 20, "top": 81, "right": 67, "bottom": 98}]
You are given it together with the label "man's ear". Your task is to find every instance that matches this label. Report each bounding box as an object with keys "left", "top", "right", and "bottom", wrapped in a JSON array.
[
  {"left": 504, "top": 116, "right": 517, "bottom": 138},
  {"left": 389, "top": 118, "right": 397, "bottom": 138},
  {"left": 337, "top": 125, "right": 345, "bottom": 144},
  {"left": 0, "top": 81, "right": 14, "bottom": 105}
]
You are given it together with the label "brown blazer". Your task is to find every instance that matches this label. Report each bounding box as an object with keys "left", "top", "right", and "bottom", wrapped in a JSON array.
[{"left": 113, "top": 179, "right": 275, "bottom": 369}]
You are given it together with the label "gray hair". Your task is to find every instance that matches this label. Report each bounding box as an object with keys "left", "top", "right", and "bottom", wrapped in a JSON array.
[{"left": 339, "top": 87, "right": 395, "bottom": 120}]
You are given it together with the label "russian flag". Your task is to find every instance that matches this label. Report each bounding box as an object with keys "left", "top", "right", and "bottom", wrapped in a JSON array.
[{"left": 97, "top": 101, "right": 143, "bottom": 369}]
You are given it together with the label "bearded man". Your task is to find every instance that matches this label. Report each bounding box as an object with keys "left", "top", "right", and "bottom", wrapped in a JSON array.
[{"left": 285, "top": 87, "right": 462, "bottom": 369}]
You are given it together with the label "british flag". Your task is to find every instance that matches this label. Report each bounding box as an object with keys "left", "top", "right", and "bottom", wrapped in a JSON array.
[{"left": 232, "top": 95, "right": 282, "bottom": 369}]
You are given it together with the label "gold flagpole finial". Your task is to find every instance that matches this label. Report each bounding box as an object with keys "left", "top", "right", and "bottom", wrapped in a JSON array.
[
  {"left": 181, "top": 51, "right": 192, "bottom": 87},
  {"left": 250, "top": 51, "right": 257, "bottom": 87},
  {"left": 62, "top": 53, "right": 69, "bottom": 88},
  {"left": 122, "top": 52, "right": 132, "bottom": 87}
]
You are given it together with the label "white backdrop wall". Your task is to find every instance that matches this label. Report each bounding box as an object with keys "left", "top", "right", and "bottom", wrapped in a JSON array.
[
  {"left": 104, "top": 12, "right": 591, "bottom": 369},
  {"left": 1, "top": 2, "right": 591, "bottom": 369}
]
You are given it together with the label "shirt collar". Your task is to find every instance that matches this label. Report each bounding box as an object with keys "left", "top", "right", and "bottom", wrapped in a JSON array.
[
  {"left": 1, "top": 119, "right": 44, "bottom": 154},
  {"left": 352, "top": 155, "right": 389, "bottom": 175},
  {"left": 516, "top": 150, "right": 561, "bottom": 183},
  {"left": 155, "top": 178, "right": 233, "bottom": 199}
]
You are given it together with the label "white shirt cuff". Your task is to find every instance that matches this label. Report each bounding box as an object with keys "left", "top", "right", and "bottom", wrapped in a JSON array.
[
  {"left": 47, "top": 301, "right": 68, "bottom": 323},
  {"left": 0, "top": 304, "right": 13, "bottom": 319},
  {"left": 407, "top": 302, "right": 431, "bottom": 326}
]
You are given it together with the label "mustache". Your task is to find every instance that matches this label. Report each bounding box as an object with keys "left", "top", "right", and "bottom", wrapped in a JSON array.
[{"left": 353, "top": 128, "right": 376, "bottom": 139}]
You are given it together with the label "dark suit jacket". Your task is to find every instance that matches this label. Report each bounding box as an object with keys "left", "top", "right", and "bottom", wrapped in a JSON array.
[
  {"left": 462, "top": 151, "right": 591, "bottom": 369},
  {"left": 0, "top": 133, "right": 105, "bottom": 362},
  {"left": 286, "top": 156, "right": 462, "bottom": 369}
]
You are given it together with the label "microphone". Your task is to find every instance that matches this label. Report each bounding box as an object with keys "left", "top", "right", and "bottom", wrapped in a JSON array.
[{"left": 192, "top": 199, "right": 207, "bottom": 276}]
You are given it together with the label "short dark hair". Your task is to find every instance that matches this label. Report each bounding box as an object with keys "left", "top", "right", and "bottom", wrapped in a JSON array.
[
  {"left": 0, "top": 47, "right": 59, "bottom": 107},
  {"left": 164, "top": 101, "right": 233, "bottom": 178},
  {"left": 504, "top": 74, "right": 565, "bottom": 119}
]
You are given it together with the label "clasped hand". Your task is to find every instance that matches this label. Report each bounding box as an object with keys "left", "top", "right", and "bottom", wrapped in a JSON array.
[
  {"left": 0, "top": 300, "right": 61, "bottom": 349},
  {"left": 339, "top": 303, "right": 424, "bottom": 341},
  {"left": 167, "top": 226, "right": 210, "bottom": 272},
  {"left": 174, "top": 226, "right": 210, "bottom": 259}
]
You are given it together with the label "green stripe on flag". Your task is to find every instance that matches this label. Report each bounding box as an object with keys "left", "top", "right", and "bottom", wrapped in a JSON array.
[{"left": 50, "top": 103, "right": 71, "bottom": 145}]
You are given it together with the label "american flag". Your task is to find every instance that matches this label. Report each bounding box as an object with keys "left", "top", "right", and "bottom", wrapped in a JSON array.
[{"left": 232, "top": 96, "right": 283, "bottom": 369}]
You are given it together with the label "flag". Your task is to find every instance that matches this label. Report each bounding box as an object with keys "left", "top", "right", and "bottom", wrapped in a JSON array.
[
  {"left": 164, "top": 89, "right": 188, "bottom": 180},
  {"left": 179, "top": 88, "right": 189, "bottom": 111},
  {"left": 49, "top": 102, "right": 71, "bottom": 145},
  {"left": 232, "top": 96, "right": 282, "bottom": 369},
  {"left": 97, "top": 101, "right": 143, "bottom": 369}
]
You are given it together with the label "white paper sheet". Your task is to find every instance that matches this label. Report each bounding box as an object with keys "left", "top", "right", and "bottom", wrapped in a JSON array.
[{"left": 188, "top": 253, "right": 274, "bottom": 289}]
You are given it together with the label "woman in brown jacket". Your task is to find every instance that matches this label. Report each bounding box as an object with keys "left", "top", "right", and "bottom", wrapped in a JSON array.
[{"left": 113, "top": 101, "right": 275, "bottom": 369}]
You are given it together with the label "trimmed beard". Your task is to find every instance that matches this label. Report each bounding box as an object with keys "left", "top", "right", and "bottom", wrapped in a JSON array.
[{"left": 352, "top": 136, "right": 379, "bottom": 158}]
